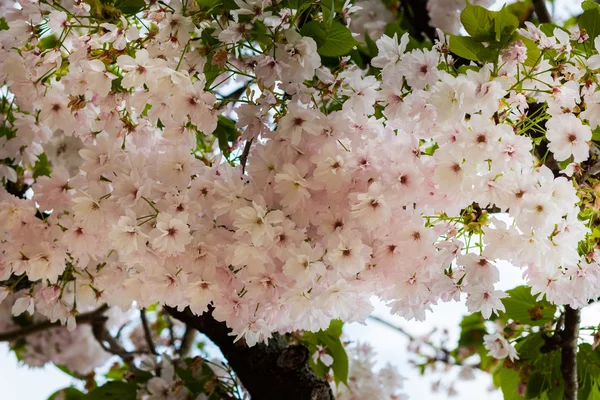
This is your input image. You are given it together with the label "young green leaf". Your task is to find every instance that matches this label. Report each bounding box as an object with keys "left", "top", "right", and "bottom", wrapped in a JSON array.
[
  {"left": 114, "top": 0, "right": 146, "bottom": 15},
  {"left": 213, "top": 116, "right": 240, "bottom": 157},
  {"left": 582, "top": 0, "right": 600, "bottom": 11},
  {"left": 86, "top": 382, "right": 136, "bottom": 400},
  {"left": 580, "top": 8, "right": 600, "bottom": 40},
  {"left": 492, "top": 368, "right": 522, "bottom": 400},
  {"left": 318, "top": 21, "right": 361, "bottom": 57},
  {"left": 461, "top": 1, "right": 496, "bottom": 42},
  {"left": 500, "top": 286, "right": 556, "bottom": 326},
  {"left": 494, "top": 10, "right": 519, "bottom": 43},
  {"left": 47, "top": 388, "right": 85, "bottom": 400},
  {"left": 448, "top": 34, "right": 491, "bottom": 62},
  {"left": 300, "top": 20, "right": 327, "bottom": 48}
]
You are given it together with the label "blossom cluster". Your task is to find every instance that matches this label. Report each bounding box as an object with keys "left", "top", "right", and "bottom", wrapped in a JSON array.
[
  {"left": 335, "top": 342, "right": 407, "bottom": 399},
  {"left": 0, "top": 0, "right": 599, "bottom": 358},
  {"left": 0, "top": 292, "right": 112, "bottom": 374}
]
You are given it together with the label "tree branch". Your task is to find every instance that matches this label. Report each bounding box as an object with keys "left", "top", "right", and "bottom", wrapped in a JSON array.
[
  {"left": 91, "top": 315, "right": 137, "bottom": 368},
  {"left": 532, "top": 0, "right": 552, "bottom": 23},
  {"left": 369, "top": 315, "right": 453, "bottom": 364},
  {"left": 240, "top": 138, "right": 253, "bottom": 174},
  {"left": 179, "top": 325, "right": 196, "bottom": 357},
  {"left": 0, "top": 304, "right": 109, "bottom": 342},
  {"left": 166, "top": 306, "right": 334, "bottom": 400},
  {"left": 140, "top": 308, "right": 158, "bottom": 355},
  {"left": 561, "top": 306, "right": 580, "bottom": 400}
]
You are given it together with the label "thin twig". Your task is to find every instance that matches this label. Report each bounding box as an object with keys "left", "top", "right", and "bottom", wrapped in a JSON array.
[
  {"left": 140, "top": 308, "right": 158, "bottom": 355},
  {"left": 219, "top": 85, "right": 249, "bottom": 103},
  {"left": 368, "top": 315, "right": 440, "bottom": 353},
  {"left": 0, "top": 304, "right": 109, "bottom": 342}
]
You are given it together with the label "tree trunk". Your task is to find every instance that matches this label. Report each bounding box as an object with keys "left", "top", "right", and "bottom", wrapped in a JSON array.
[
  {"left": 561, "top": 306, "right": 580, "bottom": 400},
  {"left": 167, "top": 307, "right": 334, "bottom": 400}
]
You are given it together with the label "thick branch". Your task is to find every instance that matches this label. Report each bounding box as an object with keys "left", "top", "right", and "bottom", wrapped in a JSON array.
[
  {"left": 166, "top": 306, "right": 334, "bottom": 400},
  {"left": 561, "top": 306, "right": 580, "bottom": 400},
  {"left": 0, "top": 304, "right": 109, "bottom": 342},
  {"left": 532, "top": 0, "right": 552, "bottom": 23}
]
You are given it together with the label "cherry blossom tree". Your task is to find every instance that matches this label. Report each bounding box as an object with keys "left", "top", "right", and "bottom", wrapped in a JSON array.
[{"left": 1, "top": 0, "right": 600, "bottom": 399}]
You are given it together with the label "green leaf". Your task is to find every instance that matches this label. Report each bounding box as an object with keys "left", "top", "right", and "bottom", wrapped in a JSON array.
[
  {"left": 448, "top": 34, "right": 493, "bottom": 62},
  {"left": 321, "top": 0, "right": 335, "bottom": 28},
  {"left": 461, "top": 1, "right": 496, "bottom": 42},
  {"left": 325, "top": 319, "right": 343, "bottom": 338},
  {"left": 56, "top": 364, "right": 88, "bottom": 380},
  {"left": 33, "top": 153, "right": 52, "bottom": 179},
  {"left": 580, "top": 8, "right": 600, "bottom": 41},
  {"left": 578, "top": 344, "right": 600, "bottom": 400},
  {"left": 320, "top": 333, "right": 348, "bottom": 386},
  {"left": 364, "top": 32, "right": 378, "bottom": 58},
  {"left": 457, "top": 313, "right": 487, "bottom": 347},
  {"left": 318, "top": 21, "right": 360, "bottom": 57},
  {"left": 86, "top": 382, "right": 136, "bottom": 400},
  {"left": 384, "top": 22, "right": 407, "bottom": 39},
  {"left": 203, "top": 61, "right": 221, "bottom": 88},
  {"left": 303, "top": 320, "right": 348, "bottom": 386},
  {"left": 39, "top": 35, "right": 58, "bottom": 50},
  {"left": 300, "top": 20, "right": 327, "bottom": 48},
  {"left": 283, "top": 0, "right": 310, "bottom": 9},
  {"left": 0, "top": 17, "right": 9, "bottom": 31},
  {"left": 583, "top": 0, "right": 600, "bottom": 11},
  {"left": 131, "top": 369, "right": 153, "bottom": 384},
  {"left": 175, "top": 364, "right": 215, "bottom": 395},
  {"left": 212, "top": 116, "right": 239, "bottom": 157},
  {"left": 593, "top": 127, "right": 600, "bottom": 142},
  {"left": 105, "top": 363, "right": 128, "bottom": 381},
  {"left": 518, "top": 35, "right": 542, "bottom": 67},
  {"left": 48, "top": 388, "right": 85, "bottom": 400},
  {"left": 494, "top": 10, "right": 519, "bottom": 42},
  {"left": 558, "top": 157, "right": 572, "bottom": 171},
  {"left": 195, "top": 0, "right": 223, "bottom": 13},
  {"left": 515, "top": 332, "right": 544, "bottom": 360},
  {"left": 500, "top": 286, "right": 556, "bottom": 326},
  {"left": 114, "top": 0, "right": 145, "bottom": 15},
  {"left": 493, "top": 368, "right": 522, "bottom": 400},
  {"left": 525, "top": 348, "right": 562, "bottom": 399}
]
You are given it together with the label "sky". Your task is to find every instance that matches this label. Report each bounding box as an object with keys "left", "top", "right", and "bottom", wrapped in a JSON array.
[{"left": 0, "top": 0, "right": 592, "bottom": 399}]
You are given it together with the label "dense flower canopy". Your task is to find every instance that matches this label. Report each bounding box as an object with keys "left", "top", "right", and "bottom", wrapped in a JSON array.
[{"left": 2, "top": 0, "right": 600, "bottom": 397}]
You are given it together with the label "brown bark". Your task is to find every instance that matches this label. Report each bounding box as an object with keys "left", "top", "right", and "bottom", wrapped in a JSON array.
[
  {"left": 561, "top": 306, "right": 580, "bottom": 400},
  {"left": 166, "top": 306, "right": 334, "bottom": 400}
]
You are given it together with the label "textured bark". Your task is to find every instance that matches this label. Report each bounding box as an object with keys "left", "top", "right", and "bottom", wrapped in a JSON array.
[
  {"left": 166, "top": 306, "right": 334, "bottom": 400},
  {"left": 561, "top": 306, "right": 580, "bottom": 400}
]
